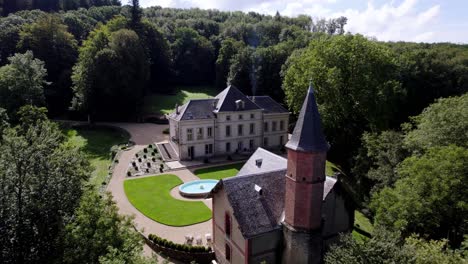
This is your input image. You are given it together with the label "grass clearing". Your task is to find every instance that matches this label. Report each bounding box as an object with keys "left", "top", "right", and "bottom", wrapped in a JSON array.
[
  {"left": 143, "top": 85, "right": 217, "bottom": 115},
  {"left": 124, "top": 175, "right": 212, "bottom": 226},
  {"left": 353, "top": 210, "right": 374, "bottom": 243},
  {"left": 194, "top": 163, "right": 244, "bottom": 180},
  {"left": 64, "top": 126, "right": 129, "bottom": 188}
]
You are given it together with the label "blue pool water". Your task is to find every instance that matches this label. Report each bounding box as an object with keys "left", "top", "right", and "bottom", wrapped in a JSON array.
[{"left": 179, "top": 179, "right": 219, "bottom": 196}]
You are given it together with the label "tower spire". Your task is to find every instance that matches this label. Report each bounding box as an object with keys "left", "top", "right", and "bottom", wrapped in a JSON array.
[{"left": 285, "top": 83, "right": 329, "bottom": 152}]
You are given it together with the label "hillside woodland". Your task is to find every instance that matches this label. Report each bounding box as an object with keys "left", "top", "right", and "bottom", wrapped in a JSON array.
[{"left": 0, "top": 1, "right": 466, "bottom": 263}]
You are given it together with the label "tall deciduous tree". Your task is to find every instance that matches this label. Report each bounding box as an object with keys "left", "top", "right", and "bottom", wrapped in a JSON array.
[
  {"left": 0, "top": 51, "right": 47, "bottom": 114},
  {"left": 172, "top": 27, "right": 215, "bottom": 85},
  {"left": 0, "top": 106, "right": 90, "bottom": 263},
  {"left": 371, "top": 146, "right": 468, "bottom": 247},
  {"left": 63, "top": 191, "right": 153, "bottom": 264},
  {"left": 282, "top": 34, "right": 402, "bottom": 171},
  {"left": 404, "top": 93, "right": 468, "bottom": 151},
  {"left": 18, "top": 14, "right": 78, "bottom": 116},
  {"left": 72, "top": 17, "right": 149, "bottom": 121}
]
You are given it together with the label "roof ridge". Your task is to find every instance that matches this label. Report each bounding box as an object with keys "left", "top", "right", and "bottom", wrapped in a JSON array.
[{"left": 222, "top": 168, "right": 287, "bottom": 183}]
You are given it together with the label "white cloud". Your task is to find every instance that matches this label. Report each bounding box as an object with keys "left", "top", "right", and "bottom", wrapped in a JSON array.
[
  {"left": 138, "top": 0, "right": 462, "bottom": 43},
  {"left": 333, "top": 0, "right": 441, "bottom": 42}
]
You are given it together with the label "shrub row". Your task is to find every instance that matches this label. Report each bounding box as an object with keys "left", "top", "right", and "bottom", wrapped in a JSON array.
[{"left": 148, "top": 234, "right": 211, "bottom": 253}]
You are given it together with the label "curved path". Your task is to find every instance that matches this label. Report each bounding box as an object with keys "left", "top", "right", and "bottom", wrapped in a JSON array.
[{"left": 104, "top": 123, "right": 213, "bottom": 254}]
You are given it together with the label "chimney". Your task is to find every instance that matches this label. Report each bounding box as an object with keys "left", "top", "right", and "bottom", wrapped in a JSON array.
[{"left": 175, "top": 104, "right": 179, "bottom": 115}]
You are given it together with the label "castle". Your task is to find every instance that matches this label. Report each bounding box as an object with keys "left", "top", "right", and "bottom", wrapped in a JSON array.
[
  {"left": 208, "top": 85, "right": 354, "bottom": 263},
  {"left": 167, "top": 86, "right": 289, "bottom": 161}
]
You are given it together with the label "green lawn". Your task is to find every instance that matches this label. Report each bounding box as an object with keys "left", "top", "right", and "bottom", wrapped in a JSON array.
[
  {"left": 143, "top": 85, "right": 217, "bottom": 115},
  {"left": 64, "top": 126, "right": 130, "bottom": 188},
  {"left": 194, "top": 163, "right": 244, "bottom": 180},
  {"left": 353, "top": 210, "right": 374, "bottom": 243},
  {"left": 124, "top": 175, "right": 212, "bottom": 226}
]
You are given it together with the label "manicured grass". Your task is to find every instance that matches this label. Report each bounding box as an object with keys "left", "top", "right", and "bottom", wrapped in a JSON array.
[
  {"left": 124, "top": 175, "right": 212, "bottom": 226},
  {"left": 326, "top": 161, "right": 341, "bottom": 176},
  {"left": 194, "top": 163, "right": 244, "bottom": 180},
  {"left": 64, "top": 126, "right": 129, "bottom": 188},
  {"left": 353, "top": 210, "right": 374, "bottom": 243},
  {"left": 143, "top": 85, "right": 217, "bottom": 115}
]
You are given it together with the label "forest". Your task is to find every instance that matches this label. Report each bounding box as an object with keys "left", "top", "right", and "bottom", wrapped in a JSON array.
[{"left": 0, "top": 0, "right": 467, "bottom": 263}]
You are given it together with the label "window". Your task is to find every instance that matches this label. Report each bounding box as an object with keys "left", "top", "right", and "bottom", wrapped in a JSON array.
[
  {"left": 249, "top": 139, "right": 254, "bottom": 150},
  {"left": 205, "top": 144, "right": 213, "bottom": 154},
  {"left": 238, "top": 124, "right": 243, "bottom": 136},
  {"left": 250, "top": 113, "right": 254, "bottom": 119},
  {"left": 187, "top": 129, "right": 193, "bottom": 141},
  {"left": 250, "top": 123, "right": 255, "bottom": 135},
  {"left": 264, "top": 122, "right": 269, "bottom": 132},
  {"left": 226, "top": 125, "right": 231, "bottom": 137},
  {"left": 280, "top": 135, "right": 284, "bottom": 145},
  {"left": 207, "top": 127, "right": 213, "bottom": 138},
  {"left": 197, "top": 127, "right": 203, "bottom": 140},
  {"left": 280, "top": 120, "right": 284, "bottom": 131},
  {"left": 225, "top": 244, "right": 231, "bottom": 261},
  {"left": 226, "top": 115, "right": 231, "bottom": 121},
  {"left": 272, "top": 121, "right": 277, "bottom": 131},
  {"left": 225, "top": 212, "right": 231, "bottom": 237},
  {"left": 239, "top": 114, "right": 243, "bottom": 120},
  {"left": 226, "top": 142, "right": 231, "bottom": 152},
  {"left": 264, "top": 137, "right": 268, "bottom": 147},
  {"left": 237, "top": 141, "right": 243, "bottom": 151}
]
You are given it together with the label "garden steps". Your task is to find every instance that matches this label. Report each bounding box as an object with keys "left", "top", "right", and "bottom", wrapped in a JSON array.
[{"left": 156, "top": 142, "right": 179, "bottom": 162}]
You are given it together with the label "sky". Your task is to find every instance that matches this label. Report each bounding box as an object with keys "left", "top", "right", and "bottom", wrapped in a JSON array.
[{"left": 138, "top": 0, "right": 468, "bottom": 43}]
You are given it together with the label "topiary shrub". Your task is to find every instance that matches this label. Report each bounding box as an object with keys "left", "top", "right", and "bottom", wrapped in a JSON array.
[
  {"left": 152, "top": 157, "right": 156, "bottom": 162},
  {"left": 147, "top": 162, "right": 151, "bottom": 167},
  {"left": 143, "top": 155, "right": 147, "bottom": 159},
  {"left": 138, "top": 158, "right": 142, "bottom": 163},
  {"left": 148, "top": 144, "right": 153, "bottom": 148},
  {"left": 144, "top": 148, "right": 148, "bottom": 153},
  {"left": 159, "top": 168, "right": 163, "bottom": 173},
  {"left": 127, "top": 171, "right": 131, "bottom": 176}
]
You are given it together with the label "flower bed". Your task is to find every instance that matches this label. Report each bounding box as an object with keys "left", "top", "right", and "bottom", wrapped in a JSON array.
[{"left": 127, "top": 144, "right": 168, "bottom": 177}]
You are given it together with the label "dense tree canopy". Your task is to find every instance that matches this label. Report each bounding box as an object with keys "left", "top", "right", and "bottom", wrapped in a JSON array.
[
  {"left": 325, "top": 229, "right": 466, "bottom": 264},
  {"left": 18, "top": 13, "right": 78, "bottom": 115},
  {"left": 0, "top": 51, "right": 47, "bottom": 114},
  {"left": 282, "top": 34, "right": 402, "bottom": 170},
  {"left": 0, "top": 106, "right": 90, "bottom": 263},
  {"left": 371, "top": 146, "right": 468, "bottom": 247},
  {"left": 72, "top": 17, "right": 149, "bottom": 120}
]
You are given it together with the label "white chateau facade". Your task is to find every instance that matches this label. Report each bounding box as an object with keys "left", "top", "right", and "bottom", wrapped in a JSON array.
[{"left": 167, "top": 86, "right": 289, "bottom": 160}]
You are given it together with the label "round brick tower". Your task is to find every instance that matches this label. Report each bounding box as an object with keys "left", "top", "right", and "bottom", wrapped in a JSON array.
[{"left": 282, "top": 85, "right": 329, "bottom": 264}]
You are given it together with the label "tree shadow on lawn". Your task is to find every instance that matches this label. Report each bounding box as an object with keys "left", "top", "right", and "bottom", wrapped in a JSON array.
[
  {"left": 143, "top": 85, "right": 217, "bottom": 115},
  {"left": 64, "top": 126, "right": 130, "bottom": 160}
]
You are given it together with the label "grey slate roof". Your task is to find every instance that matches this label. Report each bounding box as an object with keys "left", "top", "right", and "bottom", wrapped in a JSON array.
[
  {"left": 214, "top": 86, "right": 261, "bottom": 112},
  {"left": 167, "top": 99, "right": 217, "bottom": 121},
  {"left": 237, "top": 148, "right": 287, "bottom": 177},
  {"left": 220, "top": 169, "right": 287, "bottom": 238},
  {"left": 248, "top": 96, "right": 289, "bottom": 114},
  {"left": 285, "top": 85, "right": 329, "bottom": 152},
  {"left": 208, "top": 147, "right": 338, "bottom": 238}
]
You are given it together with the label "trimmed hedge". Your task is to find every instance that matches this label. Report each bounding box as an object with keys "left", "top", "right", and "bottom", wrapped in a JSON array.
[{"left": 148, "top": 234, "right": 211, "bottom": 253}]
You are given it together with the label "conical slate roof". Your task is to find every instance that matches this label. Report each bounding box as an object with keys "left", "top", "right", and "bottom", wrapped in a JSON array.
[{"left": 285, "top": 85, "right": 329, "bottom": 152}]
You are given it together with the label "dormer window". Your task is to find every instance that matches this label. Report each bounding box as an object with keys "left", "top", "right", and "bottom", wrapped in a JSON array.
[{"left": 235, "top": 100, "right": 245, "bottom": 110}]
